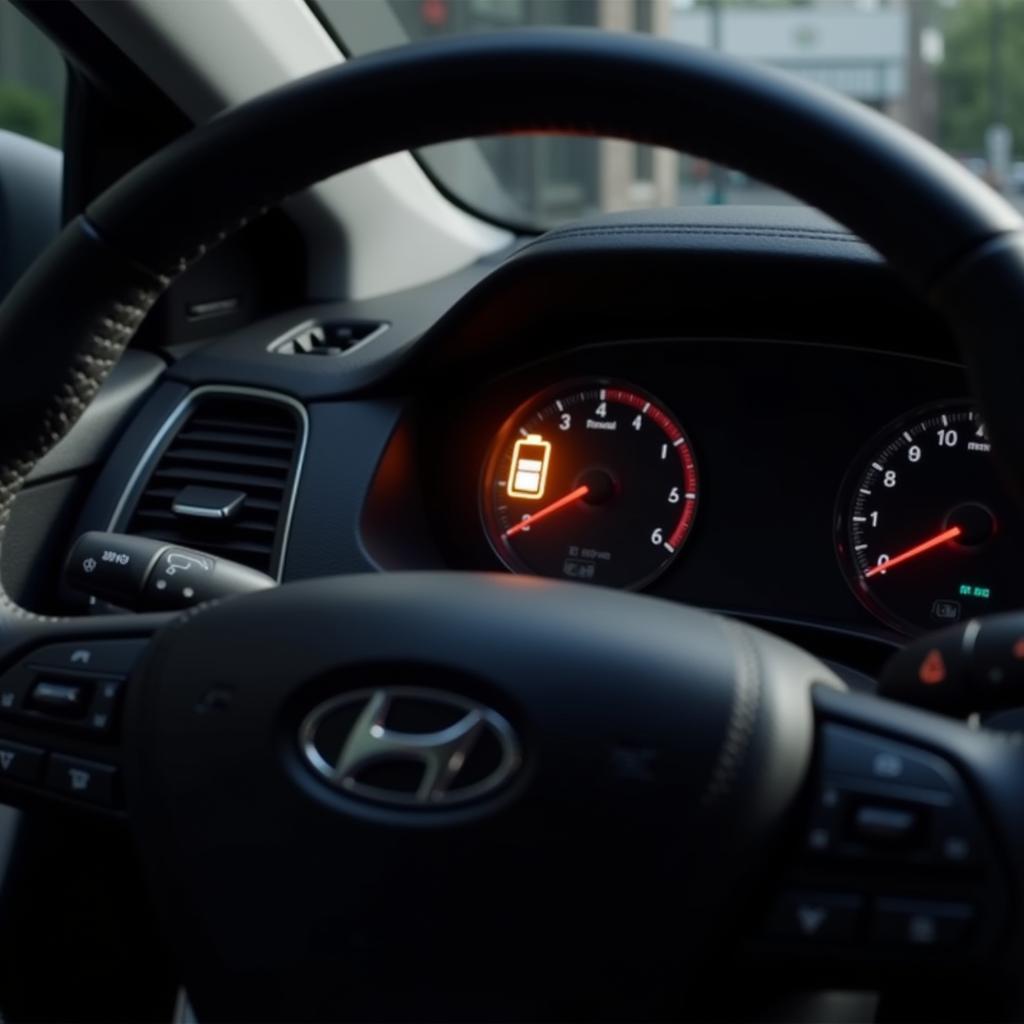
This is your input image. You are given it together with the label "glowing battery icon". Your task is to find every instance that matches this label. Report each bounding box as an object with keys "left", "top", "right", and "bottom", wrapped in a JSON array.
[{"left": 507, "top": 434, "right": 552, "bottom": 500}]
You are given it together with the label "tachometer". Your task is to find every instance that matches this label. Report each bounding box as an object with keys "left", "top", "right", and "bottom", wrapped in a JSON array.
[
  {"left": 837, "top": 401, "right": 1024, "bottom": 633},
  {"left": 482, "top": 380, "right": 698, "bottom": 589}
]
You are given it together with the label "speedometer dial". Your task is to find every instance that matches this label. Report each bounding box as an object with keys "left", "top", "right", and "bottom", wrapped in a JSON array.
[
  {"left": 837, "top": 401, "right": 1024, "bottom": 633},
  {"left": 482, "top": 380, "right": 698, "bottom": 589}
]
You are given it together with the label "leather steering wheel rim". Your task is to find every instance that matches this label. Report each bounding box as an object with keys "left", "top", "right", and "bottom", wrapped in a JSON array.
[{"left": 0, "top": 30, "right": 1023, "bottom": 631}]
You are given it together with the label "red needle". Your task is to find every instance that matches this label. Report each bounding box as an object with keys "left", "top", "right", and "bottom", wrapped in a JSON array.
[
  {"left": 864, "top": 525, "right": 963, "bottom": 578},
  {"left": 504, "top": 485, "right": 590, "bottom": 538}
]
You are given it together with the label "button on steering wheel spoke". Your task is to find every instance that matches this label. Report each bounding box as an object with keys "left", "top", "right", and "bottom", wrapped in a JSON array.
[{"left": 0, "top": 625, "right": 161, "bottom": 814}]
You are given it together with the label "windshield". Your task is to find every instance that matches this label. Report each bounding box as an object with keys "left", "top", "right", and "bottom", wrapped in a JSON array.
[{"left": 319, "top": 0, "right": 1024, "bottom": 230}]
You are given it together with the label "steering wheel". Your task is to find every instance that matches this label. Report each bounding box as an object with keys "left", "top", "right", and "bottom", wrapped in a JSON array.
[{"left": 2, "top": 29, "right": 1024, "bottom": 1021}]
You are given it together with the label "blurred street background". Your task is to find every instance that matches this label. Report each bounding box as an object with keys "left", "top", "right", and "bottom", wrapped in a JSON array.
[{"left": 5, "top": 0, "right": 1024, "bottom": 225}]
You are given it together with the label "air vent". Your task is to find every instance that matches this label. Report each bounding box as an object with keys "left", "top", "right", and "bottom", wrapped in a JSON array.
[
  {"left": 269, "top": 319, "right": 388, "bottom": 356},
  {"left": 124, "top": 394, "right": 304, "bottom": 577}
]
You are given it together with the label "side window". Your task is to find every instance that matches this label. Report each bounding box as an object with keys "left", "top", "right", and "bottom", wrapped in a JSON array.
[{"left": 0, "top": 2, "right": 64, "bottom": 147}]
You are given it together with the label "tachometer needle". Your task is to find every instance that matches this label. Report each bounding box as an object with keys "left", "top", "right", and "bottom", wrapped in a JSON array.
[
  {"left": 864, "top": 525, "right": 963, "bottom": 579},
  {"left": 504, "top": 485, "right": 590, "bottom": 538}
]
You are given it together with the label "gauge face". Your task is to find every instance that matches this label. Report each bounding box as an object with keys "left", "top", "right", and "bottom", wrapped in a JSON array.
[
  {"left": 482, "top": 381, "right": 698, "bottom": 589},
  {"left": 837, "top": 401, "right": 1024, "bottom": 633}
]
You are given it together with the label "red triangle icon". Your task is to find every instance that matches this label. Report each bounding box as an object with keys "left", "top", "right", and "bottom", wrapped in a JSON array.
[{"left": 918, "top": 649, "right": 947, "bottom": 686}]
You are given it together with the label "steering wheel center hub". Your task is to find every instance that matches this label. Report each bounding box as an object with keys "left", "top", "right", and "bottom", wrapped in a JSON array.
[{"left": 124, "top": 572, "right": 824, "bottom": 1019}]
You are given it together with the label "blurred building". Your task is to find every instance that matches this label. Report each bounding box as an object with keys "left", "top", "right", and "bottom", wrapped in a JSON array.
[
  {"left": 673, "top": 3, "right": 907, "bottom": 113},
  {"left": 671, "top": 1, "right": 921, "bottom": 206},
  {"left": 394, "top": 0, "right": 922, "bottom": 221},
  {"left": 394, "top": 0, "right": 680, "bottom": 223},
  {"left": 597, "top": 1, "right": 680, "bottom": 217}
]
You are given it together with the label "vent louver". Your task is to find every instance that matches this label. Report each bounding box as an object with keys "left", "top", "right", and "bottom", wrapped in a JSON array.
[
  {"left": 124, "top": 395, "right": 302, "bottom": 577},
  {"left": 269, "top": 319, "right": 388, "bottom": 356}
]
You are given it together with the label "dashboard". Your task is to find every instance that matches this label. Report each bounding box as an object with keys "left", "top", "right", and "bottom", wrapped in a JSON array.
[
  {"left": 374, "top": 338, "right": 1014, "bottom": 642},
  {"left": 6, "top": 207, "right": 1014, "bottom": 685}
]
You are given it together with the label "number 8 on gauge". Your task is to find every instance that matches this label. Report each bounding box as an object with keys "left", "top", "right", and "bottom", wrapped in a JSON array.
[{"left": 481, "top": 379, "right": 699, "bottom": 589}]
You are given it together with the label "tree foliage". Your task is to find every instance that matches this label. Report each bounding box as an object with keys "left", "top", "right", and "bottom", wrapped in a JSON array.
[
  {"left": 938, "top": 0, "right": 1024, "bottom": 157},
  {"left": 0, "top": 84, "right": 60, "bottom": 147}
]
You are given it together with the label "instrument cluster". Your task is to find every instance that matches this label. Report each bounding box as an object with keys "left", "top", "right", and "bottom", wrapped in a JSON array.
[{"left": 411, "top": 340, "right": 1014, "bottom": 638}]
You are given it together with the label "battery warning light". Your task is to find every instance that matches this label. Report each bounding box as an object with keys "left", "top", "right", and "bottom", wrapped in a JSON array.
[{"left": 508, "top": 434, "right": 552, "bottom": 500}]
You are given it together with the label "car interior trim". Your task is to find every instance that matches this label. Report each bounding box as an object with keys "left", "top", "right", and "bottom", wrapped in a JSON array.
[
  {"left": 76, "top": 0, "right": 512, "bottom": 300},
  {"left": 104, "top": 384, "right": 310, "bottom": 582},
  {"left": 266, "top": 317, "right": 390, "bottom": 356}
]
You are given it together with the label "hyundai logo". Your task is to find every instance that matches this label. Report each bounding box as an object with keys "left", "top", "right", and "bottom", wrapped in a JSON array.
[{"left": 298, "top": 686, "right": 521, "bottom": 808}]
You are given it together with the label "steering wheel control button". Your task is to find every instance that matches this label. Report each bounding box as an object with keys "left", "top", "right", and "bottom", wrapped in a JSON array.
[
  {"left": 87, "top": 680, "right": 123, "bottom": 734},
  {"left": 872, "top": 899, "right": 975, "bottom": 950},
  {"left": 0, "top": 639, "right": 143, "bottom": 739},
  {"left": 45, "top": 755, "right": 118, "bottom": 807},
  {"left": 0, "top": 741, "right": 44, "bottom": 784},
  {"left": 932, "top": 805, "right": 979, "bottom": 866},
  {"left": 65, "top": 531, "right": 166, "bottom": 607},
  {"left": 849, "top": 803, "right": 924, "bottom": 847},
  {"left": 807, "top": 724, "right": 993, "bottom": 879},
  {"left": 821, "top": 725, "right": 961, "bottom": 794},
  {"left": 25, "top": 639, "right": 148, "bottom": 678},
  {"left": 0, "top": 665, "right": 35, "bottom": 715},
  {"left": 794, "top": 696, "right": 1006, "bottom": 967},
  {"left": 28, "top": 680, "right": 90, "bottom": 719},
  {"left": 767, "top": 891, "right": 864, "bottom": 943}
]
